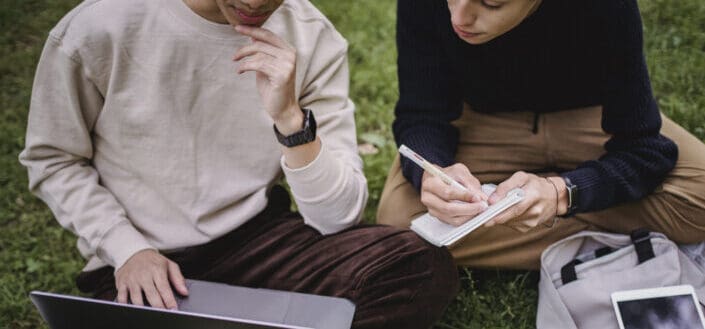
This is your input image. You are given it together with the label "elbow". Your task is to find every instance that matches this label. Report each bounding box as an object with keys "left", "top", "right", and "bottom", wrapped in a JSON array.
[{"left": 301, "top": 175, "right": 368, "bottom": 235}]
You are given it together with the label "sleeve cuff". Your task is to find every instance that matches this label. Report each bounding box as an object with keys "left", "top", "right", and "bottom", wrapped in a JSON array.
[
  {"left": 561, "top": 166, "right": 605, "bottom": 214},
  {"left": 398, "top": 143, "right": 455, "bottom": 192},
  {"left": 96, "top": 221, "right": 155, "bottom": 272},
  {"left": 280, "top": 143, "right": 343, "bottom": 202}
]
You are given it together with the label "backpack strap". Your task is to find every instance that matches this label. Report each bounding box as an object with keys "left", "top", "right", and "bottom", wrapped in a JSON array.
[
  {"left": 630, "top": 228, "right": 655, "bottom": 264},
  {"left": 594, "top": 246, "right": 614, "bottom": 258},
  {"left": 560, "top": 230, "right": 654, "bottom": 285},
  {"left": 561, "top": 259, "right": 583, "bottom": 285}
]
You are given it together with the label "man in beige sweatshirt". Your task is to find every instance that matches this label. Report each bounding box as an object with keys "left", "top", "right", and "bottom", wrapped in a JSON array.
[{"left": 19, "top": 0, "right": 458, "bottom": 327}]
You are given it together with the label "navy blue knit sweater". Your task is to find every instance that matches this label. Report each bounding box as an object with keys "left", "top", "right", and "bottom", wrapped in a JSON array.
[{"left": 393, "top": 0, "right": 678, "bottom": 214}]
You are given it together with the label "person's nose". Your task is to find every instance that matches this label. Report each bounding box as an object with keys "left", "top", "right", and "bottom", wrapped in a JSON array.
[{"left": 450, "top": 0, "right": 477, "bottom": 28}]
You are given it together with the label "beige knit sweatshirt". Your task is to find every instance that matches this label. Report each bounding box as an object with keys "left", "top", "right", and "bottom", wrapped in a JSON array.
[{"left": 19, "top": 0, "right": 367, "bottom": 272}]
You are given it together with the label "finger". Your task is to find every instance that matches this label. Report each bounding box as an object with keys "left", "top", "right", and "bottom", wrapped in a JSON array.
[
  {"left": 438, "top": 201, "right": 488, "bottom": 225},
  {"left": 489, "top": 171, "right": 530, "bottom": 204},
  {"left": 421, "top": 190, "right": 448, "bottom": 218},
  {"left": 168, "top": 261, "right": 189, "bottom": 296},
  {"left": 496, "top": 178, "right": 549, "bottom": 225},
  {"left": 423, "top": 175, "right": 475, "bottom": 203},
  {"left": 442, "top": 209, "right": 488, "bottom": 226},
  {"left": 128, "top": 284, "right": 144, "bottom": 306},
  {"left": 445, "top": 164, "right": 486, "bottom": 202},
  {"left": 236, "top": 54, "right": 278, "bottom": 77},
  {"left": 233, "top": 41, "right": 289, "bottom": 61},
  {"left": 485, "top": 199, "right": 530, "bottom": 227},
  {"left": 521, "top": 217, "right": 542, "bottom": 228},
  {"left": 154, "top": 272, "right": 178, "bottom": 310},
  {"left": 507, "top": 216, "right": 542, "bottom": 232},
  {"left": 116, "top": 283, "right": 128, "bottom": 304},
  {"left": 236, "top": 51, "right": 271, "bottom": 67},
  {"left": 141, "top": 279, "right": 165, "bottom": 309},
  {"left": 423, "top": 192, "right": 487, "bottom": 224},
  {"left": 234, "top": 25, "right": 290, "bottom": 49},
  {"left": 509, "top": 224, "right": 531, "bottom": 233}
]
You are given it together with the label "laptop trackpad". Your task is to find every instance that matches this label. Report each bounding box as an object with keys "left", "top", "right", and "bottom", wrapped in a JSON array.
[{"left": 176, "top": 280, "right": 290, "bottom": 324}]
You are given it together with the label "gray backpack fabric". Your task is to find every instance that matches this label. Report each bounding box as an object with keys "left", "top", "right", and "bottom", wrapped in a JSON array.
[{"left": 537, "top": 229, "right": 705, "bottom": 329}]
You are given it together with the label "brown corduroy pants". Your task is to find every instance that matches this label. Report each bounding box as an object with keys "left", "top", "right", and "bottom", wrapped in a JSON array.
[
  {"left": 377, "top": 105, "right": 705, "bottom": 270},
  {"left": 76, "top": 186, "right": 459, "bottom": 329}
]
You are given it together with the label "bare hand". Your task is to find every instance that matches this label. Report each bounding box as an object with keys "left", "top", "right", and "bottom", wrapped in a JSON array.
[
  {"left": 233, "top": 25, "right": 302, "bottom": 133},
  {"left": 420, "top": 163, "right": 488, "bottom": 226},
  {"left": 484, "top": 172, "right": 566, "bottom": 232},
  {"left": 115, "top": 249, "right": 189, "bottom": 310}
]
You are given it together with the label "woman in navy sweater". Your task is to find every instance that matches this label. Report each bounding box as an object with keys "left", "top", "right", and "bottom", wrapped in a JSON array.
[{"left": 377, "top": 0, "right": 705, "bottom": 269}]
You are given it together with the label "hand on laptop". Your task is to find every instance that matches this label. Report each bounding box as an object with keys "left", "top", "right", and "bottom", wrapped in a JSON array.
[{"left": 115, "top": 249, "right": 189, "bottom": 310}]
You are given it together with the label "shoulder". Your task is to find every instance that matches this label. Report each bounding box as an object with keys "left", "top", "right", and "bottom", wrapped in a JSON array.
[
  {"left": 397, "top": 0, "right": 447, "bottom": 13},
  {"left": 268, "top": 0, "right": 348, "bottom": 56},
  {"left": 556, "top": 0, "right": 645, "bottom": 55},
  {"left": 566, "top": 0, "right": 641, "bottom": 17},
  {"left": 277, "top": 0, "right": 336, "bottom": 27},
  {"left": 574, "top": 0, "right": 644, "bottom": 37},
  {"left": 49, "top": 0, "right": 156, "bottom": 56},
  {"left": 396, "top": 0, "right": 448, "bottom": 26}
]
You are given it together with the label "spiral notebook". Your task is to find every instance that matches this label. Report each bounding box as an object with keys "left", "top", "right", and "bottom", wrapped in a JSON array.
[{"left": 410, "top": 184, "right": 524, "bottom": 247}]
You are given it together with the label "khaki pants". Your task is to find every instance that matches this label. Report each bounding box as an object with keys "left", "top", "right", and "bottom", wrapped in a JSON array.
[{"left": 377, "top": 106, "right": 705, "bottom": 270}]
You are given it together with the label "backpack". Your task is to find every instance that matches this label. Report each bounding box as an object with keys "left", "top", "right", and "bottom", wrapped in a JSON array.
[{"left": 537, "top": 229, "right": 705, "bottom": 329}]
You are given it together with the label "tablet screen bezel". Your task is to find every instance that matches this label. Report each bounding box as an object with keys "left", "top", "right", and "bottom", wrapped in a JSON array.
[{"left": 611, "top": 285, "right": 705, "bottom": 329}]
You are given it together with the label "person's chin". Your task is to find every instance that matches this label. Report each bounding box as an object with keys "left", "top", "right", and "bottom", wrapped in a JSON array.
[
  {"left": 459, "top": 33, "right": 493, "bottom": 45},
  {"left": 223, "top": 16, "right": 267, "bottom": 28}
]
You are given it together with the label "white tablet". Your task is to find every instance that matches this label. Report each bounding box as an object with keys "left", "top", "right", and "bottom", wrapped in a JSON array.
[{"left": 611, "top": 285, "right": 705, "bottom": 329}]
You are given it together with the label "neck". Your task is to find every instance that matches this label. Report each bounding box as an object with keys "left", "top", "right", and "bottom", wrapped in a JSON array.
[{"left": 183, "top": 0, "right": 228, "bottom": 24}]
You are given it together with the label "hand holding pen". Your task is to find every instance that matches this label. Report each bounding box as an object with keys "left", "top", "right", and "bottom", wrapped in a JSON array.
[{"left": 400, "top": 145, "right": 489, "bottom": 226}]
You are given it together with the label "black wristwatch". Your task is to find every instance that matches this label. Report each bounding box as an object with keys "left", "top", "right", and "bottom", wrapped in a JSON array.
[
  {"left": 562, "top": 177, "right": 579, "bottom": 217},
  {"left": 273, "top": 108, "right": 317, "bottom": 147}
]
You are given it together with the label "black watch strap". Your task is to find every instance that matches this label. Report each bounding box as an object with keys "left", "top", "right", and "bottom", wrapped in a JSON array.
[
  {"left": 561, "top": 176, "right": 579, "bottom": 217},
  {"left": 273, "top": 108, "right": 317, "bottom": 147}
]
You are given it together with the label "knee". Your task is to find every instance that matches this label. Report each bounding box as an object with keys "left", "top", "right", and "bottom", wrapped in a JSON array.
[
  {"left": 397, "top": 231, "right": 460, "bottom": 301},
  {"left": 376, "top": 184, "right": 426, "bottom": 228},
  {"left": 376, "top": 156, "right": 427, "bottom": 227},
  {"left": 403, "top": 233, "right": 460, "bottom": 325},
  {"left": 350, "top": 229, "right": 459, "bottom": 328},
  {"left": 424, "top": 242, "right": 461, "bottom": 302},
  {"left": 364, "top": 229, "right": 459, "bottom": 294},
  {"left": 658, "top": 193, "right": 705, "bottom": 244}
]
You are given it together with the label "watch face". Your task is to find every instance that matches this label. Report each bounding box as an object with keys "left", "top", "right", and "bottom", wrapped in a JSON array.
[
  {"left": 563, "top": 177, "right": 578, "bottom": 213},
  {"left": 274, "top": 108, "right": 317, "bottom": 147}
]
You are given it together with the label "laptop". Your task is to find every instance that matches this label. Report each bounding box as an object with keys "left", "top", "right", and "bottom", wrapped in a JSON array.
[{"left": 30, "top": 279, "right": 355, "bottom": 329}]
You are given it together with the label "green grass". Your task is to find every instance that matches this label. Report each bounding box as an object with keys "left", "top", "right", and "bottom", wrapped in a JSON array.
[{"left": 1, "top": 0, "right": 703, "bottom": 328}]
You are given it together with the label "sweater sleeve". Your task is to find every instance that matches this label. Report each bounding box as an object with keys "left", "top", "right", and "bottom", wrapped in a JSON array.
[
  {"left": 281, "top": 28, "right": 368, "bottom": 235},
  {"left": 562, "top": 0, "right": 678, "bottom": 213},
  {"left": 393, "top": 0, "right": 464, "bottom": 191},
  {"left": 18, "top": 36, "right": 155, "bottom": 270}
]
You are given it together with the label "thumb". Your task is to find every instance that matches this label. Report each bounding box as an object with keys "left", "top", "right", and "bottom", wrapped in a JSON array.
[
  {"left": 489, "top": 183, "right": 511, "bottom": 204},
  {"left": 168, "top": 261, "right": 189, "bottom": 296}
]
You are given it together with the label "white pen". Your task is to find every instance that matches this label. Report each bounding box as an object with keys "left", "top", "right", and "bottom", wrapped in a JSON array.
[
  {"left": 399, "top": 144, "right": 469, "bottom": 192},
  {"left": 399, "top": 145, "right": 489, "bottom": 207}
]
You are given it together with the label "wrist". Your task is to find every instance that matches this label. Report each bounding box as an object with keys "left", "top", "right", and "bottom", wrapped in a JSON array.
[
  {"left": 547, "top": 176, "right": 569, "bottom": 216},
  {"left": 273, "top": 104, "right": 304, "bottom": 136}
]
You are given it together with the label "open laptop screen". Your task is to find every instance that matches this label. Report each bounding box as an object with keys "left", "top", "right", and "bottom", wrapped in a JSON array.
[
  {"left": 31, "top": 291, "right": 307, "bottom": 329},
  {"left": 31, "top": 279, "right": 355, "bottom": 329}
]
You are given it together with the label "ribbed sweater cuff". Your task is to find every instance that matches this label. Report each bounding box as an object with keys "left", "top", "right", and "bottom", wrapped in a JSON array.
[
  {"left": 562, "top": 166, "right": 607, "bottom": 214},
  {"left": 96, "top": 220, "right": 155, "bottom": 272},
  {"left": 281, "top": 143, "right": 342, "bottom": 202}
]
